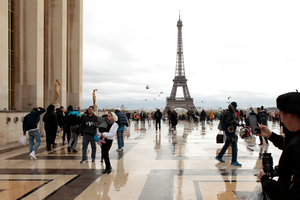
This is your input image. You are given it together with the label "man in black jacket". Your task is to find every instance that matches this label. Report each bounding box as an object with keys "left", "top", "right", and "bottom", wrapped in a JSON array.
[
  {"left": 256, "top": 107, "right": 269, "bottom": 146},
  {"left": 154, "top": 109, "right": 162, "bottom": 131},
  {"left": 215, "top": 102, "right": 241, "bottom": 166},
  {"left": 257, "top": 92, "right": 300, "bottom": 200},
  {"left": 56, "top": 107, "right": 64, "bottom": 129},
  {"left": 79, "top": 106, "right": 98, "bottom": 163},
  {"left": 43, "top": 105, "right": 58, "bottom": 151},
  {"left": 23, "top": 106, "right": 45, "bottom": 159}
]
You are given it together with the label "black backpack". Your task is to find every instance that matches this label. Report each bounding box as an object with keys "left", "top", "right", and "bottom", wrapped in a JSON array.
[{"left": 68, "top": 113, "right": 80, "bottom": 126}]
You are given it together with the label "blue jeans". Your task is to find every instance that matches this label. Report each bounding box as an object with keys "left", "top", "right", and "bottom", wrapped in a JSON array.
[
  {"left": 28, "top": 129, "right": 41, "bottom": 153},
  {"left": 117, "top": 130, "right": 124, "bottom": 150},
  {"left": 217, "top": 129, "right": 237, "bottom": 163}
]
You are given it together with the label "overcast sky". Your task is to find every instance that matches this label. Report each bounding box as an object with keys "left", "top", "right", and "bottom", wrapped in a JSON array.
[{"left": 82, "top": 0, "right": 300, "bottom": 111}]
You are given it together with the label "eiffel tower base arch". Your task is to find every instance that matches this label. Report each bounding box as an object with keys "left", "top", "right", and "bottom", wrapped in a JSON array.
[{"left": 163, "top": 98, "right": 197, "bottom": 114}]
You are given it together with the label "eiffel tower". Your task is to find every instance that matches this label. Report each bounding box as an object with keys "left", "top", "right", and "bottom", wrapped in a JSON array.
[{"left": 163, "top": 15, "right": 197, "bottom": 114}]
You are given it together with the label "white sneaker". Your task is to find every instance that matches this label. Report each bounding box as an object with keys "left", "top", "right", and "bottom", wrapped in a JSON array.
[{"left": 29, "top": 152, "right": 37, "bottom": 160}]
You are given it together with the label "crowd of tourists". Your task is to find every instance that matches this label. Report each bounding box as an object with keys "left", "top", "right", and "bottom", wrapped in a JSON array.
[{"left": 22, "top": 91, "right": 300, "bottom": 199}]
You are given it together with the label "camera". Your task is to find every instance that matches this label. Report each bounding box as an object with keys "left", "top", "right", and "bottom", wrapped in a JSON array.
[{"left": 262, "top": 153, "right": 279, "bottom": 177}]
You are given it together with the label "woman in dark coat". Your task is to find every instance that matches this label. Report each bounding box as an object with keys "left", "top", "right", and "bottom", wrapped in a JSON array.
[
  {"left": 170, "top": 110, "right": 178, "bottom": 132},
  {"left": 43, "top": 104, "right": 57, "bottom": 151}
]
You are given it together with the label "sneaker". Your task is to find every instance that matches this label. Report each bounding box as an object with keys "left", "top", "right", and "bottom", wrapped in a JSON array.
[
  {"left": 231, "top": 162, "right": 242, "bottom": 166},
  {"left": 97, "top": 141, "right": 103, "bottom": 146},
  {"left": 80, "top": 159, "right": 87, "bottom": 164},
  {"left": 258, "top": 143, "right": 263, "bottom": 146},
  {"left": 29, "top": 152, "right": 37, "bottom": 160},
  {"left": 116, "top": 149, "right": 122, "bottom": 152},
  {"left": 100, "top": 138, "right": 106, "bottom": 144},
  {"left": 215, "top": 156, "right": 225, "bottom": 163},
  {"left": 72, "top": 149, "right": 77, "bottom": 153}
]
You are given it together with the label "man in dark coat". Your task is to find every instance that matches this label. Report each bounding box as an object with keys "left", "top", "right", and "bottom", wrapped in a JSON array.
[
  {"left": 43, "top": 104, "right": 58, "bottom": 151},
  {"left": 257, "top": 92, "right": 300, "bottom": 199},
  {"left": 154, "top": 109, "right": 162, "bottom": 131}
]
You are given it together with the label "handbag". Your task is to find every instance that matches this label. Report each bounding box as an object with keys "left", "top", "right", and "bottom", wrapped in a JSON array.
[{"left": 216, "top": 133, "right": 224, "bottom": 143}]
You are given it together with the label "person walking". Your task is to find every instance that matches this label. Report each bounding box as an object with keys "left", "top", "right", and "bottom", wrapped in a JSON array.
[
  {"left": 154, "top": 109, "right": 162, "bottom": 131},
  {"left": 79, "top": 106, "right": 98, "bottom": 163},
  {"left": 167, "top": 109, "right": 172, "bottom": 126},
  {"left": 22, "top": 106, "right": 45, "bottom": 159},
  {"left": 257, "top": 92, "right": 300, "bottom": 199},
  {"left": 140, "top": 110, "right": 146, "bottom": 123},
  {"left": 170, "top": 110, "right": 178, "bottom": 133},
  {"left": 100, "top": 112, "right": 119, "bottom": 174},
  {"left": 56, "top": 106, "right": 64, "bottom": 144},
  {"left": 125, "top": 111, "right": 131, "bottom": 125},
  {"left": 200, "top": 109, "right": 207, "bottom": 122},
  {"left": 209, "top": 110, "right": 214, "bottom": 121},
  {"left": 63, "top": 105, "right": 73, "bottom": 145},
  {"left": 43, "top": 105, "right": 58, "bottom": 151},
  {"left": 215, "top": 102, "right": 242, "bottom": 166},
  {"left": 66, "top": 106, "right": 81, "bottom": 153},
  {"left": 256, "top": 107, "right": 269, "bottom": 146},
  {"left": 115, "top": 108, "right": 129, "bottom": 152}
]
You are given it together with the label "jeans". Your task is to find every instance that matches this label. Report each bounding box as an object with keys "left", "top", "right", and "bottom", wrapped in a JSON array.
[
  {"left": 82, "top": 134, "right": 96, "bottom": 160},
  {"left": 69, "top": 125, "right": 79, "bottom": 150},
  {"left": 28, "top": 129, "right": 41, "bottom": 153},
  {"left": 217, "top": 129, "right": 237, "bottom": 163},
  {"left": 117, "top": 130, "right": 124, "bottom": 150}
]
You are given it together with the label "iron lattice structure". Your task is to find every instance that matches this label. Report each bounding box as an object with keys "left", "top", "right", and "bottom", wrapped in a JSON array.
[{"left": 163, "top": 15, "right": 197, "bottom": 114}]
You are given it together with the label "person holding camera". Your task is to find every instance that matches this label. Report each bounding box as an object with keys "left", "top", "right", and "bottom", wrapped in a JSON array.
[{"left": 257, "top": 92, "right": 300, "bottom": 199}]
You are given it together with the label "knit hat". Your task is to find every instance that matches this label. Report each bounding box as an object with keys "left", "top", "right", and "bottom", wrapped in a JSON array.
[
  {"left": 277, "top": 92, "right": 300, "bottom": 114},
  {"left": 111, "top": 112, "right": 118, "bottom": 122}
]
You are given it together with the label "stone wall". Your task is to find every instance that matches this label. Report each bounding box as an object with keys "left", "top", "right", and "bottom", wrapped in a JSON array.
[{"left": 0, "top": 111, "right": 45, "bottom": 146}]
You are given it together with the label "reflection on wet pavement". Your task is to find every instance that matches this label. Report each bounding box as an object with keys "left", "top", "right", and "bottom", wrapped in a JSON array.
[{"left": 0, "top": 119, "right": 282, "bottom": 199}]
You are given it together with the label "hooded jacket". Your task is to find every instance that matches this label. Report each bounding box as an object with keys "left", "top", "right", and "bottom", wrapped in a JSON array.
[
  {"left": 23, "top": 107, "right": 46, "bottom": 133},
  {"left": 43, "top": 108, "right": 58, "bottom": 131},
  {"left": 79, "top": 113, "right": 98, "bottom": 135},
  {"left": 223, "top": 104, "right": 237, "bottom": 130},
  {"left": 56, "top": 108, "right": 64, "bottom": 128}
]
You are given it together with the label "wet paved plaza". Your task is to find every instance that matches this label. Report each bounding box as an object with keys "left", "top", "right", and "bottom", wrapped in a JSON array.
[{"left": 0, "top": 119, "right": 282, "bottom": 200}]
